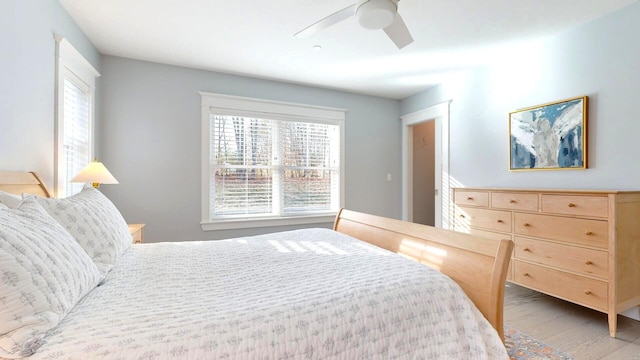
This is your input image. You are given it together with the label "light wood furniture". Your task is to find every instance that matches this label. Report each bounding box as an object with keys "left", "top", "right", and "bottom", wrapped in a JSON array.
[
  {"left": 334, "top": 209, "right": 514, "bottom": 340},
  {"left": 128, "top": 224, "right": 145, "bottom": 244},
  {"left": 0, "top": 171, "right": 50, "bottom": 197},
  {"left": 453, "top": 187, "right": 640, "bottom": 337}
]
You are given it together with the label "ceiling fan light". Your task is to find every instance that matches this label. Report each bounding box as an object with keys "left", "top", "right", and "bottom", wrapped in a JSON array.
[{"left": 356, "top": 0, "right": 397, "bottom": 30}]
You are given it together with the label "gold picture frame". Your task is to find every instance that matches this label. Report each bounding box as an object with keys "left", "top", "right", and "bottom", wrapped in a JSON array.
[{"left": 509, "top": 96, "right": 588, "bottom": 171}]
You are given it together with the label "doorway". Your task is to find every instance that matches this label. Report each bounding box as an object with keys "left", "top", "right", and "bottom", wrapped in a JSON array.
[
  {"left": 401, "top": 101, "right": 451, "bottom": 229},
  {"left": 412, "top": 121, "right": 435, "bottom": 226}
]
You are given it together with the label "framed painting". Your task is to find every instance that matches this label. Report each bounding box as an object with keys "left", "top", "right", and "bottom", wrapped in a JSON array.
[{"left": 509, "top": 96, "right": 588, "bottom": 171}]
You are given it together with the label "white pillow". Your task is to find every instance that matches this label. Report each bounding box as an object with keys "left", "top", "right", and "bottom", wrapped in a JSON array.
[
  {"left": 0, "top": 190, "right": 22, "bottom": 209},
  {"left": 35, "top": 187, "right": 132, "bottom": 275},
  {"left": 0, "top": 197, "right": 103, "bottom": 358}
]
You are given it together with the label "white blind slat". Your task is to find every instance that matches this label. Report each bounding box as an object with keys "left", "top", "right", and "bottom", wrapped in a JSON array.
[
  {"left": 210, "top": 114, "right": 340, "bottom": 218},
  {"left": 62, "top": 78, "right": 91, "bottom": 197},
  {"left": 55, "top": 37, "right": 99, "bottom": 198}
]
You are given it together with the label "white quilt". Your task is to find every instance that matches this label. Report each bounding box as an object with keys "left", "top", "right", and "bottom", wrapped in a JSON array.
[{"left": 29, "top": 228, "right": 508, "bottom": 359}]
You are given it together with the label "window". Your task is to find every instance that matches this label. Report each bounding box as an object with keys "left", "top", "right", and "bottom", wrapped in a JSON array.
[
  {"left": 54, "top": 36, "right": 99, "bottom": 197},
  {"left": 201, "top": 92, "right": 345, "bottom": 230}
]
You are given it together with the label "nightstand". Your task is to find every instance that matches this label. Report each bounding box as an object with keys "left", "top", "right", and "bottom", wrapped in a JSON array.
[{"left": 128, "top": 224, "right": 145, "bottom": 244}]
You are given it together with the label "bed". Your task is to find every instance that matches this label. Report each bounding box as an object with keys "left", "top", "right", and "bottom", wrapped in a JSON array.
[{"left": 0, "top": 171, "right": 513, "bottom": 359}]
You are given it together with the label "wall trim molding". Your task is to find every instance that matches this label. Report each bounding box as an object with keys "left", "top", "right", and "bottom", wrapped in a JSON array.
[{"left": 400, "top": 100, "right": 451, "bottom": 228}]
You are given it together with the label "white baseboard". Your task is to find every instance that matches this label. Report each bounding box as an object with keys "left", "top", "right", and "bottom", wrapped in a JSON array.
[{"left": 621, "top": 307, "right": 640, "bottom": 321}]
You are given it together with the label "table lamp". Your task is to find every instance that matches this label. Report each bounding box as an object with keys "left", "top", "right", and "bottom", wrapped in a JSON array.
[{"left": 71, "top": 158, "right": 119, "bottom": 188}]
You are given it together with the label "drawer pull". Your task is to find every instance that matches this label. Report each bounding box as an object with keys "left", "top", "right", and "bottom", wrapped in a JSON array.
[
  {"left": 510, "top": 200, "right": 517, "bottom": 203},
  {"left": 497, "top": 219, "right": 504, "bottom": 223},
  {"left": 568, "top": 203, "right": 576, "bottom": 207},
  {"left": 467, "top": 197, "right": 474, "bottom": 201},
  {"left": 523, "top": 248, "right": 531, "bottom": 252},
  {"left": 523, "top": 223, "right": 531, "bottom": 227},
  {"left": 585, "top": 231, "right": 593, "bottom": 236},
  {"left": 523, "top": 273, "right": 530, "bottom": 277},
  {"left": 585, "top": 260, "right": 593, "bottom": 265},
  {"left": 584, "top": 290, "right": 592, "bottom": 295},
  {"left": 459, "top": 214, "right": 466, "bottom": 219}
]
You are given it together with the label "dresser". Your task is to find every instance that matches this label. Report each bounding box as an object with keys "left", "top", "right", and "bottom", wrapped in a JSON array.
[{"left": 452, "top": 188, "right": 640, "bottom": 337}]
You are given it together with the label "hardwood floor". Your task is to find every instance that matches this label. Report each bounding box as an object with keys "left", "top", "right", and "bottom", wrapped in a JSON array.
[{"left": 504, "top": 283, "right": 640, "bottom": 359}]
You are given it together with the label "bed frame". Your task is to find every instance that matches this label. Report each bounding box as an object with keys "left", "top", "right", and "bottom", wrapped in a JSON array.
[
  {"left": 0, "top": 171, "right": 514, "bottom": 340},
  {"left": 334, "top": 209, "right": 513, "bottom": 340},
  {"left": 0, "top": 171, "right": 50, "bottom": 197}
]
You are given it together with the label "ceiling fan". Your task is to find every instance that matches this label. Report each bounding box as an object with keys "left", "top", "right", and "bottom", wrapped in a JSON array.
[{"left": 294, "top": 0, "right": 414, "bottom": 49}]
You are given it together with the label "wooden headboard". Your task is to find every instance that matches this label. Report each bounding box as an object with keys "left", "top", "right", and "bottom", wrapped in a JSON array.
[
  {"left": 334, "top": 208, "right": 514, "bottom": 340},
  {"left": 0, "top": 171, "right": 51, "bottom": 197}
]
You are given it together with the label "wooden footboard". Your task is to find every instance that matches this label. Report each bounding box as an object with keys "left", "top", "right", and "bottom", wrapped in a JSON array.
[{"left": 333, "top": 209, "right": 514, "bottom": 340}]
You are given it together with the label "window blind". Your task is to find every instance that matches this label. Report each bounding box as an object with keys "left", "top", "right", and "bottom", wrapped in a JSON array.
[
  {"left": 55, "top": 36, "right": 99, "bottom": 198},
  {"left": 62, "top": 78, "right": 91, "bottom": 197},
  {"left": 281, "top": 120, "right": 340, "bottom": 214},
  {"left": 210, "top": 115, "right": 340, "bottom": 218}
]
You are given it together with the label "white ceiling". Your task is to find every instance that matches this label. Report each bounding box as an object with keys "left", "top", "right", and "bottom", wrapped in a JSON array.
[{"left": 59, "top": 0, "right": 637, "bottom": 99}]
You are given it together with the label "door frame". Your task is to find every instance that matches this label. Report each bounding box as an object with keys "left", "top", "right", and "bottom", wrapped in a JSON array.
[{"left": 400, "top": 100, "right": 451, "bottom": 228}]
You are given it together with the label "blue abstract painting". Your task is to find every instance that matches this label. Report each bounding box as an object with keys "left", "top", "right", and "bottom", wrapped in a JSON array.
[{"left": 509, "top": 96, "right": 587, "bottom": 170}]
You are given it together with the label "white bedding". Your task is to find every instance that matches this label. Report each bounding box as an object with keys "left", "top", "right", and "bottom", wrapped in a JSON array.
[{"left": 29, "top": 228, "right": 508, "bottom": 359}]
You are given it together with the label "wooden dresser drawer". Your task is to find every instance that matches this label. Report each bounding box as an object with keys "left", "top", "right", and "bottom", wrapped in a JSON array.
[
  {"left": 514, "top": 237, "right": 608, "bottom": 279},
  {"left": 128, "top": 224, "right": 145, "bottom": 244},
  {"left": 132, "top": 230, "right": 142, "bottom": 244},
  {"left": 491, "top": 192, "right": 539, "bottom": 212},
  {"left": 514, "top": 213, "right": 608, "bottom": 249},
  {"left": 514, "top": 261, "right": 607, "bottom": 311},
  {"left": 454, "top": 190, "right": 489, "bottom": 207},
  {"left": 541, "top": 194, "right": 608, "bottom": 218},
  {"left": 455, "top": 207, "right": 512, "bottom": 233}
]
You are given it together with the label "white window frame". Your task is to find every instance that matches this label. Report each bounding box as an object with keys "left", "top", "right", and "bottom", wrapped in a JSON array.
[
  {"left": 54, "top": 35, "right": 100, "bottom": 197},
  {"left": 200, "top": 92, "right": 346, "bottom": 231}
]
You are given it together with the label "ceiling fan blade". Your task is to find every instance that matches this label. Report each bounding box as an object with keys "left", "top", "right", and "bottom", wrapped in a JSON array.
[
  {"left": 294, "top": 4, "right": 356, "bottom": 38},
  {"left": 383, "top": 13, "right": 413, "bottom": 49}
]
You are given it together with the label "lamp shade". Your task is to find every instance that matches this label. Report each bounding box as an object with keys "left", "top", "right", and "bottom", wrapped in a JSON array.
[{"left": 71, "top": 160, "right": 119, "bottom": 188}]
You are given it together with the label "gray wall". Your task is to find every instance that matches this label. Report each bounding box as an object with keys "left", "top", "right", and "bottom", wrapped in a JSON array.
[
  {"left": 98, "top": 57, "right": 401, "bottom": 242},
  {"left": 0, "top": 0, "right": 100, "bottom": 189},
  {"left": 401, "top": 2, "right": 640, "bottom": 190}
]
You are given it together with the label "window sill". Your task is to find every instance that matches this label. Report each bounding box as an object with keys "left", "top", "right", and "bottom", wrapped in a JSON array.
[{"left": 201, "top": 213, "right": 337, "bottom": 231}]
